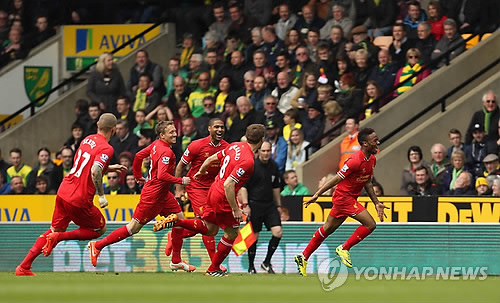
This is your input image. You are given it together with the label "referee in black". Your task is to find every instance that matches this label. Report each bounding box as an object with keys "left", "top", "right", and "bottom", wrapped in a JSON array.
[{"left": 239, "top": 141, "right": 283, "bottom": 274}]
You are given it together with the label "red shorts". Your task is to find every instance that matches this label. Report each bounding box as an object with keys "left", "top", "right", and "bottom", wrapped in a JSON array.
[
  {"left": 201, "top": 187, "right": 239, "bottom": 229},
  {"left": 51, "top": 196, "right": 105, "bottom": 231},
  {"left": 132, "top": 192, "right": 182, "bottom": 225},
  {"left": 185, "top": 186, "right": 209, "bottom": 217},
  {"left": 329, "top": 201, "right": 366, "bottom": 218}
]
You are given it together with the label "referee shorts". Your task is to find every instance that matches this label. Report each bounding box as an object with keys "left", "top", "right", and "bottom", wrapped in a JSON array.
[{"left": 248, "top": 201, "right": 281, "bottom": 233}]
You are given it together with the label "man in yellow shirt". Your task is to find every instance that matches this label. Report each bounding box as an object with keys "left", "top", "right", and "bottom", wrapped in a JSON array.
[
  {"left": 187, "top": 72, "right": 216, "bottom": 118},
  {"left": 6, "top": 148, "right": 32, "bottom": 187}
]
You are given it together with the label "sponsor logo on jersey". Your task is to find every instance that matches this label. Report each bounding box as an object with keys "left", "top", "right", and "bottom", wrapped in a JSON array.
[
  {"left": 162, "top": 156, "right": 170, "bottom": 164},
  {"left": 236, "top": 168, "right": 245, "bottom": 177},
  {"left": 100, "top": 154, "right": 109, "bottom": 162},
  {"left": 183, "top": 148, "right": 190, "bottom": 157},
  {"left": 341, "top": 164, "right": 349, "bottom": 173}
]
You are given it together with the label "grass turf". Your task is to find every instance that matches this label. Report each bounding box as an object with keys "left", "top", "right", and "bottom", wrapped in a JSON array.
[{"left": 0, "top": 272, "right": 498, "bottom": 303}]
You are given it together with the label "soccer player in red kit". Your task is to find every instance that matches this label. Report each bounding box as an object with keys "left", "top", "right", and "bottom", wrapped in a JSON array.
[
  {"left": 16, "top": 114, "right": 127, "bottom": 276},
  {"left": 163, "top": 118, "right": 228, "bottom": 267},
  {"left": 88, "top": 121, "right": 191, "bottom": 270},
  {"left": 294, "top": 128, "right": 390, "bottom": 276},
  {"left": 154, "top": 124, "right": 266, "bottom": 277}
]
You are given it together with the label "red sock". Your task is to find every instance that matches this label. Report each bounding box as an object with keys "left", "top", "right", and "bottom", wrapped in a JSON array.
[
  {"left": 171, "top": 227, "right": 184, "bottom": 264},
  {"left": 175, "top": 218, "right": 208, "bottom": 235},
  {"left": 302, "top": 226, "right": 328, "bottom": 260},
  {"left": 207, "top": 236, "right": 234, "bottom": 272},
  {"left": 56, "top": 228, "right": 100, "bottom": 241},
  {"left": 20, "top": 229, "right": 51, "bottom": 268},
  {"left": 343, "top": 225, "right": 372, "bottom": 251},
  {"left": 182, "top": 229, "right": 198, "bottom": 238},
  {"left": 95, "top": 226, "right": 132, "bottom": 251},
  {"left": 202, "top": 235, "right": 216, "bottom": 261}
]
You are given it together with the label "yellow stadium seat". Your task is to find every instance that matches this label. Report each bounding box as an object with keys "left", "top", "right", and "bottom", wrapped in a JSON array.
[
  {"left": 373, "top": 36, "right": 393, "bottom": 49},
  {"left": 462, "top": 34, "right": 480, "bottom": 49},
  {"left": 481, "top": 33, "right": 492, "bottom": 41}
]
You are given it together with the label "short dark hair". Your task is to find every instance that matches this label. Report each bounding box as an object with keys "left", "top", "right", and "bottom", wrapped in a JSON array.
[
  {"left": 213, "top": 1, "right": 225, "bottom": 10},
  {"left": 37, "top": 147, "right": 50, "bottom": 155},
  {"left": 407, "top": 145, "right": 423, "bottom": 161},
  {"left": 358, "top": 128, "right": 375, "bottom": 145},
  {"left": 245, "top": 124, "right": 265, "bottom": 144},
  {"left": 208, "top": 118, "right": 223, "bottom": 126},
  {"left": 71, "top": 122, "right": 83, "bottom": 130},
  {"left": 449, "top": 128, "right": 461, "bottom": 136},
  {"left": 415, "top": 165, "right": 429, "bottom": 175},
  {"left": 75, "top": 99, "right": 89, "bottom": 112},
  {"left": 35, "top": 175, "right": 48, "bottom": 184},
  {"left": 139, "top": 73, "right": 151, "bottom": 81},
  {"left": 10, "top": 148, "right": 22, "bottom": 155},
  {"left": 372, "top": 181, "right": 384, "bottom": 195},
  {"left": 116, "top": 96, "right": 130, "bottom": 104},
  {"left": 137, "top": 49, "right": 149, "bottom": 58},
  {"left": 89, "top": 101, "right": 100, "bottom": 109},
  {"left": 117, "top": 119, "right": 129, "bottom": 129},
  {"left": 140, "top": 129, "right": 155, "bottom": 141},
  {"left": 276, "top": 50, "right": 290, "bottom": 61}
]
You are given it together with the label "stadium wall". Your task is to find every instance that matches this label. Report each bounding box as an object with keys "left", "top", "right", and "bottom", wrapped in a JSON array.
[{"left": 1, "top": 222, "right": 498, "bottom": 274}]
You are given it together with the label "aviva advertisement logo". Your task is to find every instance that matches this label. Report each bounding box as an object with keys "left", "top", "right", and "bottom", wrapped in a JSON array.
[
  {"left": 64, "top": 24, "right": 161, "bottom": 57},
  {"left": 76, "top": 28, "right": 93, "bottom": 53}
]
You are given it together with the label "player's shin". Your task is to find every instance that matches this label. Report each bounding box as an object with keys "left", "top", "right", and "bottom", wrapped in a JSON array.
[
  {"left": 175, "top": 218, "right": 208, "bottom": 234},
  {"left": 170, "top": 227, "right": 184, "bottom": 264},
  {"left": 302, "top": 226, "right": 328, "bottom": 260},
  {"left": 207, "top": 236, "right": 234, "bottom": 272},
  {"left": 19, "top": 229, "right": 51, "bottom": 269},
  {"left": 95, "top": 225, "right": 132, "bottom": 251},
  {"left": 342, "top": 225, "right": 372, "bottom": 250}
]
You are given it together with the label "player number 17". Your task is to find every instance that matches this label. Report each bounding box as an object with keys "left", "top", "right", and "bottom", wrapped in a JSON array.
[{"left": 69, "top": 149, "right": 91, "bottom": 177}]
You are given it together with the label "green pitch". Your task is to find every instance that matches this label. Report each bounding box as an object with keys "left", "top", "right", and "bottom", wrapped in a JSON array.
[{"left": 0, "top": 272, "right": 498, "bottom": 303}]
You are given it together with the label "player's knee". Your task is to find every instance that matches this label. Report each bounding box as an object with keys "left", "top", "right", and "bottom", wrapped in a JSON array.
[
  {"left": 366, "top": 222, "right": 376, "bottom": 231},
  {"left": 272, "top": 228, "right": 283, "bottom": 238},
  {"left": 97, "top": 225, "right": 107, "bottom": 236}
]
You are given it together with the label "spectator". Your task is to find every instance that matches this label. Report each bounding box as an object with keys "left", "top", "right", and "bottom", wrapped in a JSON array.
[
  {"left": 281, "top": 170, "right": 311, "bottom": 195},
  {"left": 360, "top": 80, "right": 384, "bottom": 120},
  {"left": 258, "top": 95, "right": 285, "bottom": 133},
  {"left": 132, "top": 74, "right": 161, "bottom": 114},
  {"left": 427, "top": 1, "right": 447, "bottom": 41},
  {"left": 334, "top": 55, "right": 354, "bottom": 83},
  {"left": 124, "top": 171, "right": 141, "bottom": 194},
  {"left": 389, "top": 23, "right": 416, "bottom": 69},
  {"left": 215, "top": 76, "right": 231, "bottom": 113},
  {"left": 338, "top": 117, "right": 360, "bottom": 169},
  {"left": 204, "top": 48, "right": 223, "bottom": 85},
  {"left": 275, "top": 3, "right": 298, "bottom": 41},
  {"left": 239, "top": 70, "right": 256, "bottom": 100},
  {"left": 63, "top": 122, "right": 84, "bottom": 153},
  {"left": 475, "top": 177, "right": 491, "bottom": 196},
  {"left": 428, "top": 143, "right": 451, "bottom": 188},
  {"left": 320, "top": 4, "right": 353, "bottom": 40},
  {"left": 285, "top": 128, "right": 309, "bottom": 170},
  {"left": 265, "top": 120, "right": 287, "bottom": 172},
  {"left": 226, "top": 96, "right": 257, "bottom": 143},
  {"left": 245, "top": 26, "right": 264, "bottom": 64},
  {"left": 6, "top": 148, "right": 32, "bottom": 187},
  {"left": 282, "top": 108, "right": 302, "bottom": 142},
  {"left": 104, "top": 171, "right": 127, "bottom": 195},
  {"left": 216, "top": 50, "right": 248, "bottom": 91},
  {"left": 115, "top": 96, "right": 136, "bottom": 130},
  {"left": 250, "top": 75, "right": 270, "bottom": 113},
  {"left": 492, "top": 178, "right": 500, "bottom": 197},
  {"left": 294, "top": 4, "right": 325, "bottom": 40},
  {"left": 172, "top": 101, "right": 193, "bottom": 138},
  {"left": 165, "top": 57, "right": 188, "bottom": 98},
  {"left": 326, "top": 25, "right": 348, "bottom": 61},
  {"left": 291, "top": 46, "right": 318, "bottom": 87},
  {"left": 220, "top": 98, "right": 238, "bottom": 135},
  {"left": 408, "top": 165, "right": 441, "bottom": 195},
  {"left": 185, "top": 53, "right": 205, "bottom": 92},
  {"left": 195, "top": 96, "right": 219, "bottom": 138},
  {"left": 465, "top": 91, "right": 499, "bottom": 145},
  {"left": 118, "top": 151, "right": 133, "bottom": 183},
  {"left": 85, "top": 102, "right": 101, "bottom": 136},
  {"left": 33, "top": 176, "right": 50, "bottom": 194},
  {"left": 222, "top": 30, "right": 245, "bottom": 63},
  {"left": 145, "top": 104, "right": 173, "bottom": 131},
  {"left": 187, "top": 71, "right": 216, "bottom": 118},
  {"left": 165, "top": 76, "right": 190, "bottom": 116},
  {"left": 0, "top": 10, "right": 8, "bottom": 42},
  {"left": 27, "top": 15, "right": 55, "bottom": 49},
  {"left": 393, "top": 48, "right": 431, "bottom": 97},
  {"left": 403, "top": 1, "right": 427, "bottom": 40},
  {"left": 50, "top": 147, "right": 73, "bottom": 192},
  {"left": 301, "top": 101, "right": 325, "bottom": 152},
  {"left": 276, "top": 50, "right": 293, "bottom": 80},
  {"left": 431, "top": 18, "right": 465, "bottom": 69},
  {"left": 26, "top": 147, "right": 55, "bottom": 193},
  {"left": 73, "top": 99, "right": 90, "bottom": 129},
  {"left": 336, "top": 73, "right": 363, "bottom": 118},
  {"left": 291, "top": 72, "right": 318, "bottom": 110},
  {"left": 0, "top": 148, "right": 9, "bottom": 182},
  {"left": 227, "top": 1, "right": 259, "bottom": 45},
  {"left": 447, "top": 128, "right": 465, "bottom": 159},
  {"left": 401, "top": 145, "right": 425, "bottom": 194},
  {"left": 261, "top": 25, "right": 285, "bottom": 68},
  {"left": 272, "top": 71, "right": 300, "bottom": 114},
  {"left": 465, "top": 123, "right": 492, "bottom": 177},
  {"left": 373, "top": 181, "right": 385, "bottom": 196},
  {"left": 208, "top": 2, "right": 232, "bottom": 43},
  {"left": 316, "top": 43, "right": 337, "bottom": 85},
  {"left": 305, "top": 28, "right": 321, "bottom": 63},
  {"left": 0, "top": 173, "right": 10, "bottom": 195},
  {"left": 0, "top": 28, "right": 29, "bottom": 67},
  {"left": 132, "top": 110, "right": 152, "bottom": 137},
  {"left": 133, "top": 128, "right": 154, "bottom": 155},
  {"left": 129, "top": 49, "right": 165, "bottom": 99},
  {"left": 109, "top": 119, "right": 138, "bottom": 164},
  {"left": 449, "top": 171, "right": 475, "bottom": 196},
  {"left": 415, "top": 21, "right": 437, "bottom": 66},
  {"left": 440, "top": 0, "right": 479, "bottom": 33},
  {"left": 482, "top": 154, "right": 500, "bottom": 177},
  {"left": 284, "top": 28, "right": 302, "bottom": 65},
  {"left": 180, "top": 33, "right": 198, "bottom": 69},
  {"left": 87, "top": 52, "right": 126, "bottom": 113},
  {"left": 181, "top": 117, "right": 200, "bottom": 151},
  {"left": 347, "top": 25, "right": 380, "bottom": 67},
  {"left": 252, "top": 49, "right": 275, "bottom": 85},
  {"left": 442, "top": 150, "right": 467, "bottom": 194},
  {"left": 353, "top": 48, "right": 371, "bottom": 89},
  {"left": 489, "top": 119, "right": 500, "bottom": 155},
  {"left": 9, "top": 176, "right": 26, "bottom": 194},
  {"left": 321, "top": 100, "right": 344, "bottom": 147}
]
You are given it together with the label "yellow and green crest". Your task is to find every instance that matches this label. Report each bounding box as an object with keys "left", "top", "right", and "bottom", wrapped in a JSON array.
[{"left": 24, "top": 66, "right": 52, "bottom": 107}]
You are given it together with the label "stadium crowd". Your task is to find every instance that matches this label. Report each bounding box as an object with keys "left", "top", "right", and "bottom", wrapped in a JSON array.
[{"left": 1, "top": 0, "right": 499, "bottom": 198}]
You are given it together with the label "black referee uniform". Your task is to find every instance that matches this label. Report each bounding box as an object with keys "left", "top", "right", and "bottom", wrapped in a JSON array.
[{"left": 243, "top": 156, "right": 282, "bottom": 273}]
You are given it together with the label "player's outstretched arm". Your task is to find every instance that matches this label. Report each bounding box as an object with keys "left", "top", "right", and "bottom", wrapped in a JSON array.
[
  {"left": 194, "top": 153, "right": 219, "bottom": 180},
  {"left": 364, "top": 181, "right": 390, "bottom": 221},
  {"left": 91, "top": 164, "right": 107, "bottom": 208},
  {"left": 304, "top": 174, "right": 342, "bottom": 208}
]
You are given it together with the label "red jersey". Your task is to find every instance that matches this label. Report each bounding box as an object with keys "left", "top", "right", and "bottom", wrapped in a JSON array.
[
  {"left": 210, "top": 142, "right": 255, "bottom": 212},
  {"left": 181, "top": 136, "right": 228, "bottom": 189},
  {"left": 133, "top": 139, "right": 183, "bottom": 202},
  {"left": 333, "top": 150, "right": 376, "bottom": 204},
  {"left": 58, "top": 134, "right": 113, "bottom": 208}
]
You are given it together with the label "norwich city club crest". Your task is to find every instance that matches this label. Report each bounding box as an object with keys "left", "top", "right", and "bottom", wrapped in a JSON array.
[{"left": 24, "top": 66, "right": 52, "bottom": 107}]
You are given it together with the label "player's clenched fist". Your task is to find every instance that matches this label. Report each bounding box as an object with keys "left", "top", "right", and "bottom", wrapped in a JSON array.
[
  {"left": 232, "top": 208, "right": 243, "bottom": 222},
  {"left": 98, "top": 195, "right": 108, "bottom": 208}
]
